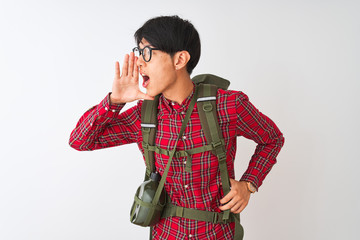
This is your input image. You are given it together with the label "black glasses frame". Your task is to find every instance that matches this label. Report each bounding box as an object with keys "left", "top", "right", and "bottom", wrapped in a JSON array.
[{"left": 132, "top": 46, "right": 160, "bottom": 62}]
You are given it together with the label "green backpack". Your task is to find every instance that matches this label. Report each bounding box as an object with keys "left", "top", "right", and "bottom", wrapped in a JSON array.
[{"left": 131, "top": 74, "right": 244, "bottom": 240}]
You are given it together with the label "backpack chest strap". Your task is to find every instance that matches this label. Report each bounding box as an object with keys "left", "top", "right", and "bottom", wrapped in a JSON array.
[{"left": 142, "top": 139, "right": 225, "bottom": 172}]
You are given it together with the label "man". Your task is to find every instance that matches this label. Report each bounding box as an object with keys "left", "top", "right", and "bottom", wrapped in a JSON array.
[{"left": 69, "top": 15, "right": 284, "bottom": 239}]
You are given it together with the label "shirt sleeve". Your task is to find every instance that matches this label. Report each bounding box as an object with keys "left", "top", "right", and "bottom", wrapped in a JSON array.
[
  {"left": 69, "top": 92, "right": 142, "bottom": 151},
  {"left": 236, "top": 92, "right": 285, "bottom": 191}
]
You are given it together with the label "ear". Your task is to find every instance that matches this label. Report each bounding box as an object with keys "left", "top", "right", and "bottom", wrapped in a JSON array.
[{"left": 173, "top": 51, "right": 191, "bottom": 71}]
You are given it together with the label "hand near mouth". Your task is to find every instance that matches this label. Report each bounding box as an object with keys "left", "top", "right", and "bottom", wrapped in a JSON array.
[{"left": 110, "top": 52, "right": 154, "bottom": 104}]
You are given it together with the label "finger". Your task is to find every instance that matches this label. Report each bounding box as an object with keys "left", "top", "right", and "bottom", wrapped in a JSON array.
[
  {"left": 234, "top": 202, "right": 248, "bottom": 214},
  {"left": 133, "top": 57, "right": 139, "bottom": 78},
  {"left": 220, "top": 190, "right": 235, "bottom": 204},
  {"left": 122, "top": 54, "right": 129, "bottom": 77},
  {"left": 128, "top": 52, "right": 134, "bottom": 77},
  {"left": 219, "top": 197, "right": 238, "bottom": 211},
  {"left": 230, "top": 201, "right": 243, "bottom": 213},
  {"left": 115, "top": 61, "right": 120, "bottom": 79}
]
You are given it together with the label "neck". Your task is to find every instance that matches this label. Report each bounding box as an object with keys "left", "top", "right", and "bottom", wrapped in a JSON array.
[{"left": 163, "top": 73, "right": 194, "bottom": 104}]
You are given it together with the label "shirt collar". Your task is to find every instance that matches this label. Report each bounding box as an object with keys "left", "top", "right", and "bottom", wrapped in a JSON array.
[{"left": 159, "top": 82, "right": 196, "bottom": 113}]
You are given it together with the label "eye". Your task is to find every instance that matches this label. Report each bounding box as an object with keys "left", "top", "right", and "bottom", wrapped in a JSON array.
[{"left": 144, "top": 47, "right": 149, "bottom": 53}]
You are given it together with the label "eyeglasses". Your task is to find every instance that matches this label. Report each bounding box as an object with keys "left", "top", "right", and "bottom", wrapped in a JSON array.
[{"left": 132, "top": 46, "right": 159, "bottom": 62}]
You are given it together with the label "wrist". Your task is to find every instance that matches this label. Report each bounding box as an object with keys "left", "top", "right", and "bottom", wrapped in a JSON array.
[
  {"left": 110, "top": 93, "right": 125, "bottom": 104},
  {"left": 245, "top": 181, "right": 256, "bottom": 193}
]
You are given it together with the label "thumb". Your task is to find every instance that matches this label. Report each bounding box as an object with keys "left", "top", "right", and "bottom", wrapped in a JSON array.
[
  {"left": 143, "top": 94, "right": 155, "bottom": 100},
  {"left": 137, "top": 91, "right": 155, "bottom": 101}
]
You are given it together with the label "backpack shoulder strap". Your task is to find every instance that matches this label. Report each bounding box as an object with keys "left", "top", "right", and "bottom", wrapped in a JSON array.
[
  {"left": 196, "top": 84, "right": 223, "bottom": 155},
  {"left": 141, "top": 95, "right": 160, "bottom": 179},
  {"left": 196, "top": 83, "right": 231, "bottom": 222}
]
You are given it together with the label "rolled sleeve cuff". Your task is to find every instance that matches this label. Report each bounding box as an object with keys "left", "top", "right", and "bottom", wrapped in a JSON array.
[
  {"left": 240, "top": 172, "right": 259, "bottom": 192},
  {"left": 95, "top": 93, "right": 125, "bottom": 120}
]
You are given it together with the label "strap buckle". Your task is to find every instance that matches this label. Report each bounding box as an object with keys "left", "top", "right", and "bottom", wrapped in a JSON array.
[
  {"left": 142, "top": 142, "right": 149, "bottom": 150},
  {"left": 202, "top": 103, "right": 213, "bottom": 112},
  {"left": 175, "top": 206, "right": 184, "bottom": 217},
  {"left": 212, "top": 213, "right": 219, "bottom": 224},
  {"left": 212, "top": 212, "right": 230, "bottom": 224},
  {"left": 212, "top": 140, "right": 222, "bottom": 148},
  {"left": 212, "top": 213, "right": 229, "bottom": 224},
  {"left": 142, "top": 127, "right": 151, "bottom": 133},
  {"left": 217, "top": 152, "right": 227, "bottom": 162},
  {"left": 220, "top": 217, "right": 229, "bottom": 224},
  {"left": 212, "top": 140, "right": 225, "bottom": 152}
]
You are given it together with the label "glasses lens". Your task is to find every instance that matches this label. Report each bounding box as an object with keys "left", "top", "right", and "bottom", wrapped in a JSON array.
[{"left": 143, "top": 47, "right": 151, "bottom": 62}]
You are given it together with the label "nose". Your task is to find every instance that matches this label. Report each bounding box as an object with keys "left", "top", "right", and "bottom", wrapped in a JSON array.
[{"left": 136, "top": 55, "right": 145, "bottom": 68}]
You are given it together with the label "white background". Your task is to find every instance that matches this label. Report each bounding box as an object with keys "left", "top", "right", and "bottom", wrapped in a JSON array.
[{"left": 1, "top": 0, "right": 359, "bottom": 239}]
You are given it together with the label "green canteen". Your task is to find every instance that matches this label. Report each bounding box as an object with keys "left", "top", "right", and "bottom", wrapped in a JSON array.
[{"left": 130, "top": 172, "right": 166, "bottom": 226}]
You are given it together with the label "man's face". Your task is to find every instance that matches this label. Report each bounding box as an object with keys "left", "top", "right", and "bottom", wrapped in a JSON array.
[{"left": 136, "top": 38, "right": 177, "bottom": 97}]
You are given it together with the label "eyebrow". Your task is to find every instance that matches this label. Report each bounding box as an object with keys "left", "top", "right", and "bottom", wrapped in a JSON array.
[{"left": 139, "top": 41, "right": 153, "bottom": 48}]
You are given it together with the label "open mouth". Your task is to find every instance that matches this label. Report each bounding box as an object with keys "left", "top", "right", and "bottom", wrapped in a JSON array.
[{"left": 141, "top": 73, "right": 150, "bottom": 88}]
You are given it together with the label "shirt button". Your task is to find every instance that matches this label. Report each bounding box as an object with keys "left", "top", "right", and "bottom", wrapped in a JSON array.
[
  {"left": 181, "top": 111, "right": 185, "bottom": 115},
  {"left": 189, "top": 234, "right": 193, "bottom": 238},
  {"left": 183, "top": 160, "right": 187, "bottom": 165},
  {"left": 182, "top": 135, "right": 187, "bottom": 140},
  {"left": 184, "top": 184, "right": 189, "bottom": 189},
  {"left": 90, "top": 122, "right": 93, "bottom": 126},
  {"left": 105, "top": 107, "right": 108, "bottom": 111},
  {"left": 171, "top": 101, "right": 175, "bottom": 106},
  {"left": 112, "top": 109, "right": 116, "bottom": 112}
]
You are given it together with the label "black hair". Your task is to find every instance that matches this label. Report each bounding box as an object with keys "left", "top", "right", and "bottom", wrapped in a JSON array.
[{"left": 134, "top": 15, "right": 201, "bottom": 75}]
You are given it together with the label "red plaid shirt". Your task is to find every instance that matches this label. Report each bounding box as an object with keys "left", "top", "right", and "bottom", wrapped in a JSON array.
[{"left": 69, "top": 84, "right": 284, "bottom": 239}]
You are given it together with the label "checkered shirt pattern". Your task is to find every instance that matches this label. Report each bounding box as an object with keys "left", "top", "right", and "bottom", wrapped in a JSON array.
[{"left": 69, "top": 85, "right": 284, "bottom": 240}]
